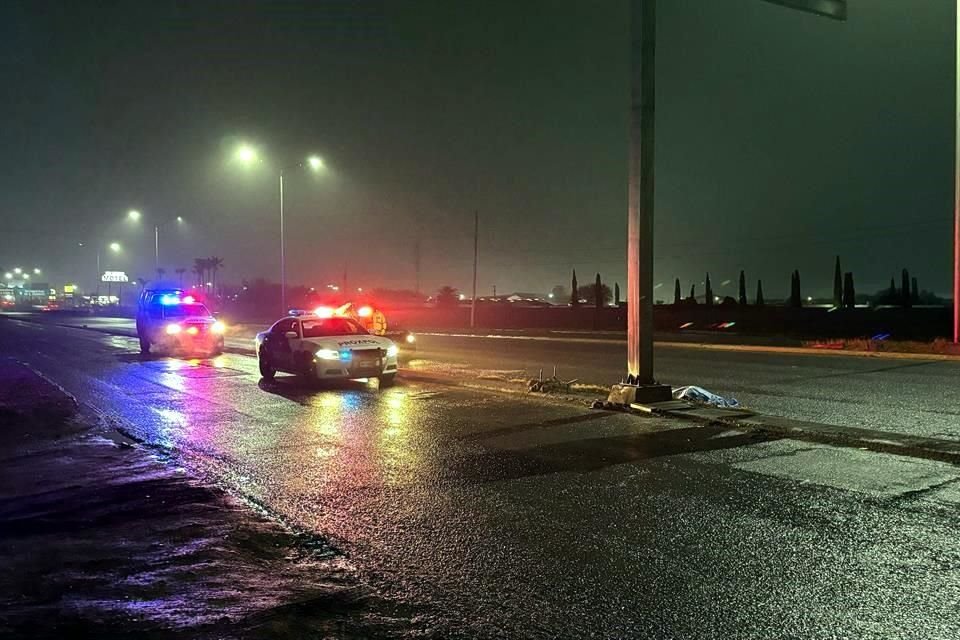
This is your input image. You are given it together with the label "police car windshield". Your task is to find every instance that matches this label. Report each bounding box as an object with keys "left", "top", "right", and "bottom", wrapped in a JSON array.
[
  {"left": 162, "top": 303, "right": 210, "bottom": 318},
  {"left": 301, "top": 317, "right": 368, "bottom": 338}
]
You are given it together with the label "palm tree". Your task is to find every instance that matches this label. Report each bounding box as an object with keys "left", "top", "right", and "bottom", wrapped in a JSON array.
[
  {"left": 208, "top": 256, "right": 224, "bottom": 296},
  {"left": 156, "top": 267, "right": 166, "bottom": 280},
  {"left": 175, "top": 267, "right": 186, "bottom": 287},
  {"left": 193, "top": 257, "right": 207, "bottom": 287}
]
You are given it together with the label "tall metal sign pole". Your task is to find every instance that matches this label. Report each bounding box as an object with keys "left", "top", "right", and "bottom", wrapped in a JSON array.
[
  {"left": 623, "top": 0, "right": 845, "bottom": 396},
  {"left": 626, "top": 0, "right": 656, "bottom": 386},
  {"left": 955, "top": 0, "right": 960, "bottom": 343}
]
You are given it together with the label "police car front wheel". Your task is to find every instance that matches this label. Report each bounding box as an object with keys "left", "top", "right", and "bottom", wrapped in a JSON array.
[
  {"left": 258, "top": 352, "right": 276, "bottom": 380},
  {"left": 379, "top": 373, "right": 396, "bottom": 387}
]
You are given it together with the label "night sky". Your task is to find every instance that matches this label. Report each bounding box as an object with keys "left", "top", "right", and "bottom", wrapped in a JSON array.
[{"left": 0, "top": 0, "right": 954, "bottom": 299}]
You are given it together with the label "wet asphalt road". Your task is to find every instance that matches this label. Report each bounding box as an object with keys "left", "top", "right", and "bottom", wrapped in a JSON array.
[
  {"left": 26, "top": 314, "right": 960, "bottom": 440},
  {"left": 2, "top": 318, "right": 960, "bottom": 638},
  {"left": 409, "top": 334, "right": 960, "bottom": 441}
]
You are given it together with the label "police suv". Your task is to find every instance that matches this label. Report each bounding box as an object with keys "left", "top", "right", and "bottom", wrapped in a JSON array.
[
  {"left": 255, "top": 311, "right": 399, "bottom": 385},
  {"left": 136, "top": 288, "right": 225, "bottom": 356}
]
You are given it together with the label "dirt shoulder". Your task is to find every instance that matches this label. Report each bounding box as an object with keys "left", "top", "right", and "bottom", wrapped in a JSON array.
[{"left": 0, "top": 359, "right": 411, "bottom": 639}]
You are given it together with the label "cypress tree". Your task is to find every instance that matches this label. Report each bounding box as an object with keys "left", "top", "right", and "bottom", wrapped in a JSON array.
[
  {"left": 570, "top": 269, "right": 579, "bottom": 307},
  {"left": 843, "top": 272, "right": 856, "bottom": 308},
  {"left": 833, "top": 256, "right": 843, "bottom": 307},
  {"left": 738, "top": 270, "right": 747, "bottom": 306},
  {"left": 901, "top": 269, "right": 911, "bottom": 308},
  {"left": 911, "top": 277, "right": 919, "bottom": 305},
  {"left": 705, "top": 273, "right": 713, "bottom": 306},
  {"left": 614, "top": 282, "right": 620, "bottom": 306},
  {"left": 756, "top": 280, "right": 765, "bottom": 306},
  {"left": 794, "top": 270, "right": 802, "bottom": 307},
  {"left": 595, "top": 273, "right": 603, "bottom": 310},
  {"left": 789, "top": 271, "right": 801, "bottom": 307},
  {"left": 674, "top": 278, "right": 681, "bottom": 305},
  {"left": 689, "top": 284, "right": 696, "bottom": 303}
]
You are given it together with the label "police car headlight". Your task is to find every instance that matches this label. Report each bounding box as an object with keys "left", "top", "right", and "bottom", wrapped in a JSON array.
[
  {"left": 211, "top": 321, "right": 226, "bottom": 334},
  {"left": 386, "top": 345, "right": 399, "bottom": 357},
  {"left": 315, "top": 348, "right": 340, "bottom": 360},
  {"left": 165, "top": 323, "right": 182, "bottom": 335}
]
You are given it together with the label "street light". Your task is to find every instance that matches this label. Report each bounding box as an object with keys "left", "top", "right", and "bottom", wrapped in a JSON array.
[
  {"left": 232, "top": 142, "right": 327, "bottom": 313},
  {"left": 33, "top": 268, "right": 41, "bottom": 275},
  {"left": 13, "top": 267, "right": 21, "bottom": 275},
  {"left": 126, "top": 209, "right": 184, "bottom": 270},
  {"left": 4, "top": 273, "right": 11, "bottom": 280},
  {"left": 109, "top": 242, "right": 121, "bottom": 253}
]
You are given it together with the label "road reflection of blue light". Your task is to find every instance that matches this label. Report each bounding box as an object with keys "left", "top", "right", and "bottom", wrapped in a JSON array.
[{"left": 341, "top": 393, "right": 361, "bottom": 410}]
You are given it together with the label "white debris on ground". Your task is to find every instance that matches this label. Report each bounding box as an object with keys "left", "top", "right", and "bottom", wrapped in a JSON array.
[{"left": 673, "top": 385, "right": 741, "bottom": 408}]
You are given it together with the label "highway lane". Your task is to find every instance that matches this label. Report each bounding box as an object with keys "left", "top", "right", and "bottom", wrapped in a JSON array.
[
  {"left": 410, "top": 333, "right": 960, "bottom": 441},
  {"left": 8, "top": 313, "right": 960, "bottom": 440},
  {"left": 1, "top": 318, "right": 960, "bottom": 638}
]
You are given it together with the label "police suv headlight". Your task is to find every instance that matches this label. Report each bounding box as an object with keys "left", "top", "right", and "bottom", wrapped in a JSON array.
[
  {"left": 165, "top": 323, "right": 182, "bottom": 335},
  {"left": 386, "top": 345, "right": 399, "bottom": 357},
  {"left": 211, "top": 321, "right": 226, "bottom": 334},
  {"left": 315, "top": 348, "right": 340, "bottom": 360}
]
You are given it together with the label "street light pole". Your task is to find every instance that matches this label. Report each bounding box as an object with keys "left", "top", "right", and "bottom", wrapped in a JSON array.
[
  {"left": 154, "top": 224, "right": 159, "bottom": 271},
  {"left": 279, "top": 172, "right": 286, "bottom": 314}
]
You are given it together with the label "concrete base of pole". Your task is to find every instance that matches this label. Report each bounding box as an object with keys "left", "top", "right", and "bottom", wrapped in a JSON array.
[{"left": 607, "top": 382, "right": 672, "bottom": 406}]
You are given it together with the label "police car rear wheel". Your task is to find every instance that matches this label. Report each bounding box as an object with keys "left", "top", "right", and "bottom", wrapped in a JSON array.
[{"left": 258, "top": 352, "right": 275, "bottom": 380}]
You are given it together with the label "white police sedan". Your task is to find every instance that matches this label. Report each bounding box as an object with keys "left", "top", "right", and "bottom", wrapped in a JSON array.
[{"left": 255, "top": 313, "right": 399, "bottom": 385}]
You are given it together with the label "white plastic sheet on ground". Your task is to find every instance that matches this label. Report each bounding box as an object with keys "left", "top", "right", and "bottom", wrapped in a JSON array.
[{"left": 672, "top": 385, "right": 740, "bottom": 408}]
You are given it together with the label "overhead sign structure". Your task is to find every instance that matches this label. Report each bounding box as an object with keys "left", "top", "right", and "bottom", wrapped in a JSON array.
[{"left": 101, "top": 271, "right": 129, "bottom": 283}]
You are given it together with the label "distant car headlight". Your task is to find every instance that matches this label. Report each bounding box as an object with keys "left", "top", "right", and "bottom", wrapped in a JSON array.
[
  {"left": 165, "top": 323, "right": 182, "bottom": 335},
  {"left": 315, "top": 348, "right": 340, "bottom": 360},
  {"left": 211, "top": 321, "right": 226, "bottom": 334},
  {"left": 386, "top": 344, "right": 399, "bottom": 357},
  {"left": 405, "top": 333, "right": 416, "bottom": 344}
]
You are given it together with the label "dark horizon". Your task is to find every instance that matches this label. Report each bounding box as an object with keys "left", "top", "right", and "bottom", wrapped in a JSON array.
[{"left": 0, "top": 0, "right": 954, "bottom": 299}]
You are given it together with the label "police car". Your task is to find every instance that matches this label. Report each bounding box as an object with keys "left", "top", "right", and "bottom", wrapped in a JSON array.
[
  {"left": 135, "top": 288, "right": 225, "bottom": 356},
  {"left": 255, "top": 310, "right": 399, "bottom": 385}
]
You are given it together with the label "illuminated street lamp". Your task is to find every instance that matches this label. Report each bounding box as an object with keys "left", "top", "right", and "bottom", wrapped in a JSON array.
[
  {"left": 33, "top": 268, "right": 41, "bottom": 275},
  {"left": 13, "top": 267, "right": 22, "bottom": 275},
  {"left": 232, "top": 142, "right": 327, "bottom": 313},
  {"left": 126, "top": 209, "right": 184, "bottom": 270},
  {"left": 3, "top": 273, "right": 11, "bottom": 280}
]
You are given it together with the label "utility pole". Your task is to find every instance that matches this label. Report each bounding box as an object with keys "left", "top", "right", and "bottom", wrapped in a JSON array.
[
  {"left": 470, "top": 210, "right": 478, "bottom": 329},
  {"left": 414, "top": 238, "right": 421, "bottom": 295},
  {"left": 492, "top": 284, "right": 497, "bottom": 298},
  {"left": 279, "top": 173, "right": 286, "bottom": 314}
]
